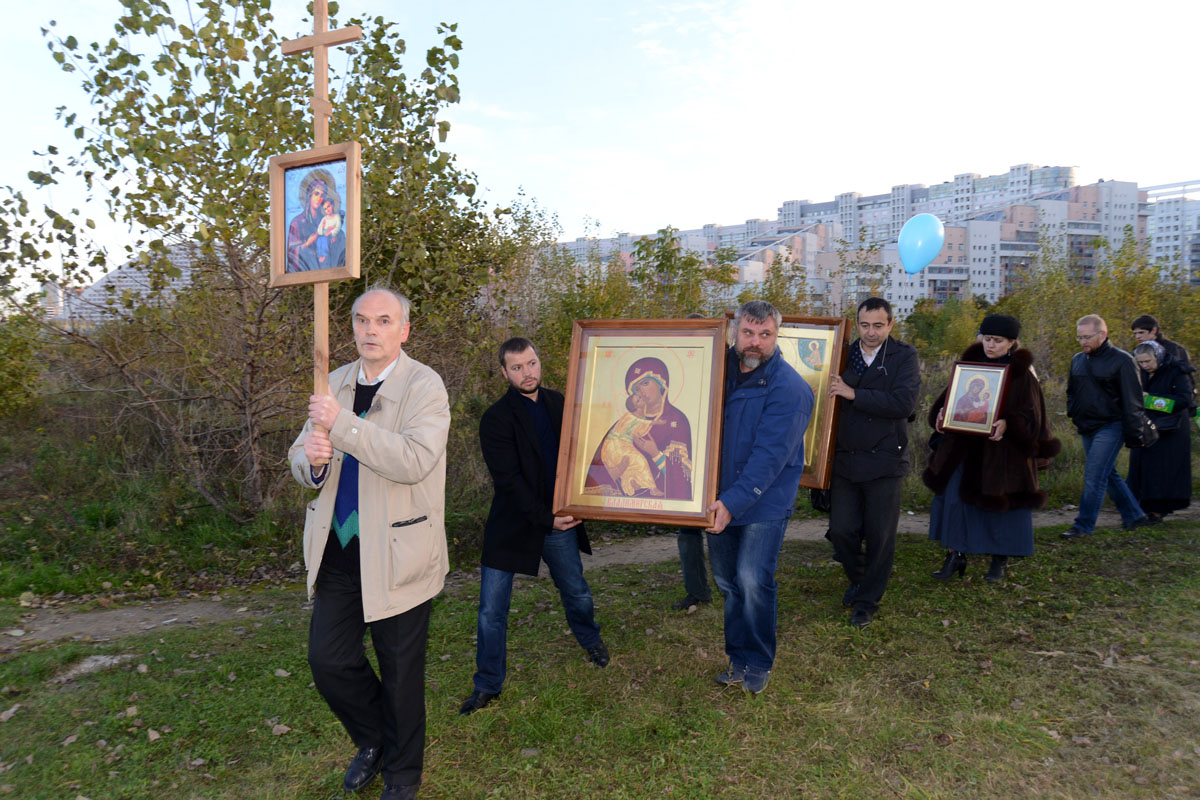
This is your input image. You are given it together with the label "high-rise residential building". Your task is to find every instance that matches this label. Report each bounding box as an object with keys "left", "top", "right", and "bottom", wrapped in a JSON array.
[
  {"left": 1143, "top": 180, "right": 1200, "bottom": 281},
  {"left": 567, "top": 164, "right": 1080, "bottom": 271},
  {"left": 558, "top": 165, "right": 1194, "bottom": 316}
]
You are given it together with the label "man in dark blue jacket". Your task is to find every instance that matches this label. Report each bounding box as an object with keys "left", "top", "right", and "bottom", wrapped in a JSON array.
[
  {"left": 828, "top": 297, "right": 921, "bottom": 629},
  {"left": 706, "top": 300, "right": 813, "bottom": 695}
]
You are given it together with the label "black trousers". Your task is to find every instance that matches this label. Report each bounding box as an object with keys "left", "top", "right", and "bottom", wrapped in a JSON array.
[
  {"left": 827, "top": 473, "right": 903, "bottom": 614},
  {"left": 676, "top": 527, "right": 713, "bottom": 603},
  {"left": 308, "top": 564, "right": 430, "bottom": 787}
]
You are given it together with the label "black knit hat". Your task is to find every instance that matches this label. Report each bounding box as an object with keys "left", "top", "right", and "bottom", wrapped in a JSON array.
[{"left": 979, "top": 314, "right": 1020, "bottom": 340}]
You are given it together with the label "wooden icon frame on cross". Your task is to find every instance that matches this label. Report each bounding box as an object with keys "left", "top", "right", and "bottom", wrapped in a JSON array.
[
  {"left": 271, "top": 0, "right": 363, "bottom": 465},
  {"left": 268, "top": 141, "right": 361, "bottom": 287}
]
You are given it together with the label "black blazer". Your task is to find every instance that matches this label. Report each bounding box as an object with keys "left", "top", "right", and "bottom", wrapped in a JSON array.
[
  {"left": 832, "top": 336, "right": 921, "bottom": 482},
  {"left": 479, "top": 386, "right": 590, "bottom": 576}
]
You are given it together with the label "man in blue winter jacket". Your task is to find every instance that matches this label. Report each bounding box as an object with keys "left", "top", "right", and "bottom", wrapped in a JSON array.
[{"left": 706, "top": 300, "right": 813, "bottom": 695}]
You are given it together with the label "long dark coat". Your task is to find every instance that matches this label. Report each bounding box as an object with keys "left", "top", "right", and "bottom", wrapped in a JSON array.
[
  {"left": 923, "top": 344, "right": 1061, "bottom": 513},
  {"left": 479, "top": 386, "right": 589, "bottom": 576},
  {"left": 1127, "top": 357, "right": 1193, "bottom": 513}
]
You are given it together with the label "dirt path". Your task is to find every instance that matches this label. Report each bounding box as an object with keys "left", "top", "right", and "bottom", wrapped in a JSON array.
[{"left": 6, "top": 505, "right": 1196, "bottom": 651}]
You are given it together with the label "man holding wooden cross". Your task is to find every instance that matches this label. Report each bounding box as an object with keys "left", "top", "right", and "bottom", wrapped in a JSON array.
[{"left": 289, "top": 287, "right": 450, "bottom": 800}]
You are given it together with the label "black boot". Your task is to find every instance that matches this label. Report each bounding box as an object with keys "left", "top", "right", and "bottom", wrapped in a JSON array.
[
  {"left": 932, "top": 550, "right": 967, "bottom": 580},
  {"left": 984, "top": 555, "right": 1008, "bottom": 584}
]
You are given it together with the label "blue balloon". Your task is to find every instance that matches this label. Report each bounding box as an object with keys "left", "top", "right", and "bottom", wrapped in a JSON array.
[{"left": 897, "top": 213, "right": 945, "bottom": 274}]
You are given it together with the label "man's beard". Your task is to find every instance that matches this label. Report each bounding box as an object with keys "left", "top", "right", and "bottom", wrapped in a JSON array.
[
  {"left": 738, "top": 347, "right": 772, "bottom": 370},
  {"left": 513, "top": 377, "right": 541, "bottom": 396}
]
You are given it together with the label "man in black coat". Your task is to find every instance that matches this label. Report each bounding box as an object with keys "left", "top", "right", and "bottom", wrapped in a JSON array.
[
  {"left": 1062, "top": 315, "right": 1153, "bottom": 538},
  {"left": 458, "top": 338, "right": 609, "bottom": 715},
  {"left": 1131, "top": 314, "right": 1195, "bottom": 414},
  {"left": 827, "top": 297, "right": 921, "bottom": 629}
]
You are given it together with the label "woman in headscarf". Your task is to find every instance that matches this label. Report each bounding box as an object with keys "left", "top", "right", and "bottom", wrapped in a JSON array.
[
  {"left": 924, "top": 315, "right": 1061, "bottom": 583},
  {"left": 1126, "top": 340, "right": 1193, "bottom": 522}
]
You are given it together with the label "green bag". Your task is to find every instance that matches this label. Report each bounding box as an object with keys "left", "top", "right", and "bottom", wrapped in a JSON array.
[{"left": 1144, "top": 394, "right": 1175, "bottom": 413}]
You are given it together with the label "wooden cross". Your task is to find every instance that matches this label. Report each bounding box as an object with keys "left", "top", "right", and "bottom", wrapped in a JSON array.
[{"left": 282, "top": 0, "right": 362, "bottom": 464}]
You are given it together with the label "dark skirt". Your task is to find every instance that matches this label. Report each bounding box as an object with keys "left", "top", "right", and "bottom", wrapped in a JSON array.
[
  {"left": 928, "top": 464, "right": 1034, "bottom": 556},
  {"left": 1127, "top": 425, "right": 1192, "bottom": 514}
]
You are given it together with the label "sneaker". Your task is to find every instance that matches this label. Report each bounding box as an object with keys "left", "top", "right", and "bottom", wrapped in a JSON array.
[
  {"left": 841, "top": 583, "right": 859, "bottom": 608},
  {"left": 742, "top": 667, "right": 771, "bottom": 695},
  {"left": 715, "top": 663, "right": 746, "bottom": 685},
  {"left": 1123, "top": 515, "right": 1160, "bottom": 531},
  {"left": 586, "top": 641, "right": 610, "bottom": 667},
  {"left": 671, "top": 594, "right": 708, "bottom": 611},
  {"left": 1060, "top": 526, "right": 1092, "bottom": 539}
]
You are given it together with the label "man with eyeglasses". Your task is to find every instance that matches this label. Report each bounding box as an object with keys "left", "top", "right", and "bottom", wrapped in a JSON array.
[{"left": 1063, "top": 314, "right": 1155, "bottom": 539}]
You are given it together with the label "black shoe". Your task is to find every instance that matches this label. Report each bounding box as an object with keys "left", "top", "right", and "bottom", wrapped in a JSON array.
[
  {"left": 1060, "top": 526, "right": 1092, "bottom": 539},
  {"left": 380, "top": 783, "right": 420, "bottom": 800},
  {"left": 671, "top": 594, "right": 708, "bottom": 610},
  {"left": 586, "top": 641, "right": 610, "bottom": 667},
  {"left": 984, "top": 555, "right": 1008, "bottom": 584},
  {"left": 850, "top": 609, "right": 873, "bottom": 628},
  {"left": 841, "top": 583, "right": 859, "bottom": 608},
  {"left": 458, "top": 689, "right": 499, "bottom": 715},
  {"left": 343, "top": 745, "right": 383, "bottom": 792},
  {"left": 932, "top": 550, "right": 967, "bottom": 580},
  {"left": 1123, "top": 515, "right": 1159, "bottom": 531}
]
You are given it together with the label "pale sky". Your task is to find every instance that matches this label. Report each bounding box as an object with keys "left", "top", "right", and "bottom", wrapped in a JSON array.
[{"left": 3, "top": 0, "right": 1198, "bottom": 257}]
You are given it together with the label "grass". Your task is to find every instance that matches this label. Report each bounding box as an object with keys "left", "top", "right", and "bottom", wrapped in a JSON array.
[{"left": 1, "top": 522, "right": 1197, "bottom": 798}]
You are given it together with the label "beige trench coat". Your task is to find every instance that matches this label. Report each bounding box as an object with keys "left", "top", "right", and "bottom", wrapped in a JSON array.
[{"left": 289, "top": 350, "right": 450, "bottom": 623}]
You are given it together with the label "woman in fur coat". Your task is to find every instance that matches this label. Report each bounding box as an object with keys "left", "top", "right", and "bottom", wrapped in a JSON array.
[{"left": 924, "top": 315, "right": 1061, "bottom": 583}]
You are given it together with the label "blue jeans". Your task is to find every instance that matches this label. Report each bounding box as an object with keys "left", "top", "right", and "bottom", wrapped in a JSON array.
[
  {"left": 472, "top": 529, "right": 602, "bottom": 694},
  {"left": 707, "top": 518, "right": 788, "bottom": 672},
  {"left": 1075, "top": 422, "right": 1145, "bottom": 532}
]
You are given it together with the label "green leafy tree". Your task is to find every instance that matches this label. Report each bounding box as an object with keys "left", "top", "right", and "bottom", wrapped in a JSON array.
[
  {"left": 994, "top": 225, "right": 1199, "bottom": 379},
  {"left": 830, "top": 228, "right": 884, "bottom": 318},
  {"left": 749, "top": 245, "right": 815, "bottom": 316},
  {"left": 0, "top": 313, "right": 40, "bottom": 418},
  {"left": 0, "top": 0, "right": 493, "bottom": 519},
  {"left": 628, "top": 227, "right": 736, "bottom": 317},
  {"left": 902, "top": 296, "right": 986, "bottom": 359}
]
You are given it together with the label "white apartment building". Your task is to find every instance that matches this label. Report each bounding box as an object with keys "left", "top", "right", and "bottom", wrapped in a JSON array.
[
  {"left": 559, "top": 165, "right": 1197, "bottom": 315},
  {"left": 1143, "top": 181, "right": 1200, "bottom": 281}
]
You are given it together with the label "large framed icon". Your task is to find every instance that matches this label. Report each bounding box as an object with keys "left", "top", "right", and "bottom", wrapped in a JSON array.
[
  {"left": 553, "top": 318, "right": 728, "bottom": 528},
  {"left": 774, "top": 315, "right": 852, "bottom": 489}
]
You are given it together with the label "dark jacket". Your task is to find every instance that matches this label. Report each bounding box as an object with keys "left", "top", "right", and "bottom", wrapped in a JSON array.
[
  {"left": 1066, "top": 339, "right": 1143, "bottom": 436},
  {"left": 1155, "top": 335, "right": 1196, "bottom": 413},
  {"left": 1156, "top": 335, "right": 1191, "bottom": 369},
  {"left": 1140, "top": 356, "right": 1194, "bottom": 432},
  {"left": 832, "top": 336, "right": 921, "bottom": 482},
  {"left": 479, "top": 386, "right": 589, "bottom": 576},
  {"left": 718, "top": 345, "right": 812, "bottom": 525},
  {"left": 923, "top": 344, "right": 1062, "bottom": 512}
]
